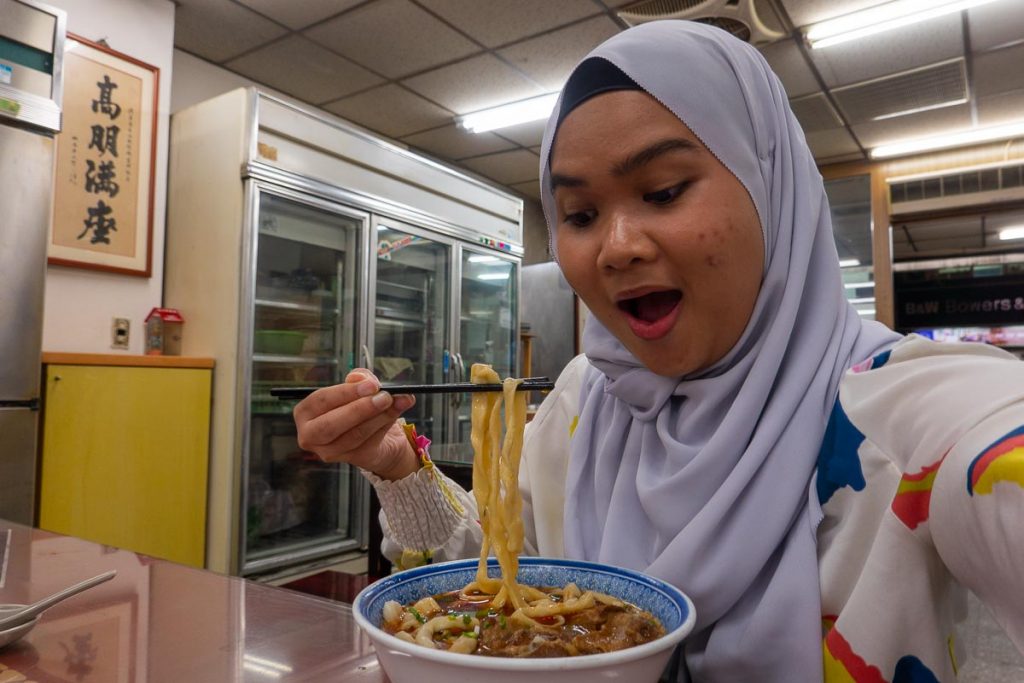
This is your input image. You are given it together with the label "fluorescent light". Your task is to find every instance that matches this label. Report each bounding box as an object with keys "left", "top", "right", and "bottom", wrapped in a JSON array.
[
  {"left": 849, "top": 297, "right": 876, "bottom": 305},
  {"left": 999, "top": 226, "right": 1024, "bottom": 241},
  {"left": 872, "top": 97, "right": 968, "bottom": 121},
  {"left": 458, "top": 93, "right": 559, "bottom": 133},
  {"left": 468, "top": 255, "right": 501, "bottom": 263},
  {"left": 477, "top": 272, "right": 510, "bottom": 281},
  {"left": 844, "top": 281, "right": 875, "bottom": 289},
  {"left": 871, "top": 119, "right": 1024, "bottom": 158},
  {"left": 806, "top": 0, "right": 1001, "bottom": 49},
  {"left": 857, "top": 309, "right": 877, "bottom": 316},
  {"left": 839, "top": 259, "right": 861, "bottom": 267}
]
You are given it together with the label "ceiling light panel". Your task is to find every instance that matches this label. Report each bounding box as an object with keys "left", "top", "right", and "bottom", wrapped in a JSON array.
[
  {"left": 871, "top": 119, "right": 1024, "bottom": 158},
  {"left": 832, "top": 59, "right": 967, "bottom": 124},
  {"left": 806, "top": 12, "right": 962, "bottom": 89},
  {"left": 805, "top": 0, "right": 1002, "bottom": 49}
]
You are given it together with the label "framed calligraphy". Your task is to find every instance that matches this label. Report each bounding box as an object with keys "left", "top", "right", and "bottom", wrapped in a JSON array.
[{"left": 49, "top": 35, "right": 158, "bottom": 277}]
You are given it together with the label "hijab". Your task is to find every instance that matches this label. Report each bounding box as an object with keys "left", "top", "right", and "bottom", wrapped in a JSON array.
[{"left": 538, "top": 21, "right": 902, "bottom": 682}]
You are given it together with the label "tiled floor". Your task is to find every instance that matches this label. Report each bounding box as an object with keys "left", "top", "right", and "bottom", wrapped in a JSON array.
[{"left": 959, "top": 592, "right": 1024, "bottom": 681}]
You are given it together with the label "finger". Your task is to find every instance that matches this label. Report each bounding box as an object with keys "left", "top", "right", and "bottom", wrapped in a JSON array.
[
  {"left": 293, "top": 373, "right": 380, "bottom": 423},
  {"left": 318, "top": 421, "right": 394, "bottom": 466},
  {"left": 298, "top": 390, "right": 395, "bottom": 449},
  {"left": 310, "top": 404, "right": 403, "bottom": 460}
]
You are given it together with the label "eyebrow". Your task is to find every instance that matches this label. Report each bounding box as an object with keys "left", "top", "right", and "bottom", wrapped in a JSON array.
[
  {"left": 549, "top": 137, "right": 701, "bottom": 192},
  {"left": 612, "top": 138, "right": 701, "bottom": 176}
]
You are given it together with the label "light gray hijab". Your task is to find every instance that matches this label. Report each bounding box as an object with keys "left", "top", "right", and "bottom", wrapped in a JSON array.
[{"left": 539, "top": 21, "right": 901, "bottom": 682}]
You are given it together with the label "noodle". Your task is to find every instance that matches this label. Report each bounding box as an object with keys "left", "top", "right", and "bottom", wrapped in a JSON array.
[{"left": 381, "top": 364, "right": 665, "bottom": 656}]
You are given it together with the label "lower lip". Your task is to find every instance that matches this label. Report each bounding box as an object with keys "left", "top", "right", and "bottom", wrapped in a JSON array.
[{"left": 623, "top": 300, "right": 681, "bottom": 341}]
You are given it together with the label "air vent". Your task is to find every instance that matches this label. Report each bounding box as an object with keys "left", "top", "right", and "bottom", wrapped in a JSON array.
[
  {"left": 789, "top": 93, "right": 843, "bottom": 133},
  {"left": 617, "top": 0, "right": 784, "bottom": 45},
  {"left": 833, "top": 59, "right": 967, "bottom": 125},
  {"left": 889, "top": 161, "right": 1024, "bottom": 216}
]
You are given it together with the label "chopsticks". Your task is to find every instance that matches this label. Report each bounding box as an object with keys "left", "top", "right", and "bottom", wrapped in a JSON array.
[{"left": 270, "top": 377, "right": 554, "bottom": 400}]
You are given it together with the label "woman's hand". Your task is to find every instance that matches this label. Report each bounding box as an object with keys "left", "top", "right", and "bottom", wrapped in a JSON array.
[{"left": 294, "top": 369, "right": 419, "bottom": 481}]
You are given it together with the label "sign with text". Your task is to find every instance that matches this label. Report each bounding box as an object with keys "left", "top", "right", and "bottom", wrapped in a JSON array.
[
  {"left": 49, "top": 35, "right": 158, "bottom": 277},
  {"left": 895, "top": 278, "right": 1024, "bottom": 329}
]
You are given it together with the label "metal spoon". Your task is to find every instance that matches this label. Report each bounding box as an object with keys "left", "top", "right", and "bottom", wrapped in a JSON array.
[{"left": 0, "top": 570, "right": 117, "bottom": 631}]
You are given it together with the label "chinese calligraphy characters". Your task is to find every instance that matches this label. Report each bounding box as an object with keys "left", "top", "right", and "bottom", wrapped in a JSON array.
[{"left": 80, "top": 75, "right": 121, "bottom": 245}]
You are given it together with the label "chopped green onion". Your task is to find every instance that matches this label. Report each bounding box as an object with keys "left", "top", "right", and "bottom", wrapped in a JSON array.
[
  {"left": 448, "top": 614, "right": 457, "bottom": 621},
  {"left": 499, "top": 615, "right": 508, "bottom": 629},
  {"left": 463, "top": 614, "right": 471, "bottom": 625},
  {"left": 409, "top": 607, "right": 426, "bottom": 624}
]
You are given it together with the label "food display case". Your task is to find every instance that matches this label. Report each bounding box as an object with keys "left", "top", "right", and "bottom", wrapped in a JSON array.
[{"left": 167, "top": 88, "right": 523, "bottom": 575}]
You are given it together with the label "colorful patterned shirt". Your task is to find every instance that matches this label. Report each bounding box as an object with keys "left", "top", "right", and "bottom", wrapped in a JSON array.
[{"left": 368, "top": 335, "right": 1024, "bottom": 681}]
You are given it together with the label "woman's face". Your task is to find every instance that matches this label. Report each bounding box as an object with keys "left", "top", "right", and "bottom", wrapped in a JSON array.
[{"left": 550, "top": 90, "right": 765, "bottom": 377}]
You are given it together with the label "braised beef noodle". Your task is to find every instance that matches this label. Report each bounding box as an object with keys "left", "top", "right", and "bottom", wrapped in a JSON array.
[
  {"left": 379, "top": 364, "right": 666, "bottom": 656},
  {"left": 381, "top": 584, "right": 665, "bottom": 657}
]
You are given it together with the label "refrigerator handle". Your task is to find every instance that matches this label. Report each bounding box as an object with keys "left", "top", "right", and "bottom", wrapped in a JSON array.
[
  {"left": 453, "top": 352, "right": 465, "bottom": 409},
  {"left": 361, "top": 344, "right": 374, "bottom": 373}
]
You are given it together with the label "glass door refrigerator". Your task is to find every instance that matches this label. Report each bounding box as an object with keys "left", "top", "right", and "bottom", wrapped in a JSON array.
[
  {"left": 241, "top": 185, "right": 369, "bottom": 575},
  {"left": 446, "top": 248, "right": 520, "bottom": 463},
  {"left": 371, "top": 219, "right": 453, "bottom": 447}
]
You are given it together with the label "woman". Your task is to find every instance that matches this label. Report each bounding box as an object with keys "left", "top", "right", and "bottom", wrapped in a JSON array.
[{"left": 294, "top": 21, "right": 1024, "bottom": 682}]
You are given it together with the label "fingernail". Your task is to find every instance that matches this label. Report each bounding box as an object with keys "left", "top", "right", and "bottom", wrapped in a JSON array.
[
  {"left": 371, "top": 391, "right": 393, "bottom": 409},
  {"left": 357, "top": 379, "right": 378, "bottom": 397},
  {"left": 393, "top": 394, "right": 413, "bottom": 411}
]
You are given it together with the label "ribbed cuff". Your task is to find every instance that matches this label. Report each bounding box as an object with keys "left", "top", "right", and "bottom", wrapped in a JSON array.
[{"left": 362, "top": 467, "right": 465, "bottom": 550}]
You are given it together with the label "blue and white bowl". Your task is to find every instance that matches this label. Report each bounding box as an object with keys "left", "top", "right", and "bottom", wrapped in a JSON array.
[{"left": 352, "top": 557, "right": 696, "bottom": 683}]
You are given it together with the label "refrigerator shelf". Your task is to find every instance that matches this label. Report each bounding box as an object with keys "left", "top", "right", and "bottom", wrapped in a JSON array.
[
  {"left": 253, "top": 353, "right": 340, "bottom": 365},
  {"left": 255, "top": 298, "right": 337, "bottom": 314}
]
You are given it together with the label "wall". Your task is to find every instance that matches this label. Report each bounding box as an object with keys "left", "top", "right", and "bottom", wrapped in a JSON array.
[{"left": 42, "top": 0, "right": 175, "bottom": 355}]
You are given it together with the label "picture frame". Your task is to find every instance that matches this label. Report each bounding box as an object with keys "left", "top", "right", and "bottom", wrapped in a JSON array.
[{"left": 49, "top": 34, "right": 159, "bottom": 277}]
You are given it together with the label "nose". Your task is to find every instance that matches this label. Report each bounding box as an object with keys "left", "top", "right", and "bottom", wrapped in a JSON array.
[{"left": 596, "top": 211, "right": 657, "bottom": 271}]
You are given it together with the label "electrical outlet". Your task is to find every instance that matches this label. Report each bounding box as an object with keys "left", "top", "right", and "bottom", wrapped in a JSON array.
[{"left": 112, "top": 318, "right": 130, "bottom": 349}]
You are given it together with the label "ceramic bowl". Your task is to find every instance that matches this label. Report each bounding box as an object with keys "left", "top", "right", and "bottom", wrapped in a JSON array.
[{"left": 353, "top": 557, "right": 696, "bottom": 683}]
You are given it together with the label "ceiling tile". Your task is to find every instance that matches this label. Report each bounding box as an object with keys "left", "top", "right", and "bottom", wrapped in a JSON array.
[
  {"left": 780, "top": 0, "right": 897, "bottom": 28},
  {"left": 460, "top": 149, "right": 541, "bottom": 185},
  {"left": 973, "top": 44, "right": 1024, "bottom": 99},
  {"left": 759, "top": 39, "right": 819, "bottom": 98},
  {"left": 498, "top": 15, "right": 620, "bottom": 91},
  {"left": 403, "top": 54, "right": 545, "bottom": 114},
  {"left": 174, "top": 0, "right": 287, "bottom": 63},
  {"left": 418, "top": 0, "right": 601, "bottom": 48},
  {"left": 833, "top": 59, "right": 966, "bottom": 125},
  {"left": 323, "top": 84, "right": 454, "bottom": 138},
  {"left": 510, "top": 180, "right": 541, "bottom": 200},
  {"left": 236, "top": 0, "right": 363, "bottom": 30},
  {"left": 402, "top": 124, "right": 516, "bottom": 161},
  {"left": 850, "top": 103, "right": 971, "bottom": 149},
  {"left": 818, "top": 151, "right": 866, "bottom": 165},
  {"left": 305, "top": 0, "right": 480, "bottom": 79},
  {"left": 977, "top": 89, "right": 1024, "bottom": 126},
  {"left": 968, "top": 1, "right": 1024, "bottom": 51},
  {"left": 807, "top": 14, "right": 963, "bottom": 87},
  {"left": 803, "top": 128, "right": 860, "bottom": 159},
  {"left": 226, "top": 35, "right": 383, "bottom": 104},
  {"left": 790, "top": 93, "right": 843, "bottom": 133},
  {"left": 493, "top": 119, "right": 547, "bottom": 148}
]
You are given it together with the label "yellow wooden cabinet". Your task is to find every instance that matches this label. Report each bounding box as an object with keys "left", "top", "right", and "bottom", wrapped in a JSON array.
[{"left": 39, "top": 354, "right": 213, "bottom": 568}]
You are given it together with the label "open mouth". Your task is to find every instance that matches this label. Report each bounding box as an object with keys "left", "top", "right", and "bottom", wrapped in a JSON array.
[{"left": 617, "top": 290, "right": 682, "bottom": 340}]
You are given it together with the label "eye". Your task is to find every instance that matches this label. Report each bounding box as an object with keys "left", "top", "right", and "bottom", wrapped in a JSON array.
[
  {"left": 643, "top": 182, "right": 688, "bottom": 205},
  {"left": 562, "top": 209, "right": 597, "bottom": 228}
]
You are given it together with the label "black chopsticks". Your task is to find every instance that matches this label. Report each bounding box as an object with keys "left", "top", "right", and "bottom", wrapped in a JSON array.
[{"left": 270, "top": 377, "right": 554, "bottom": 400}]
